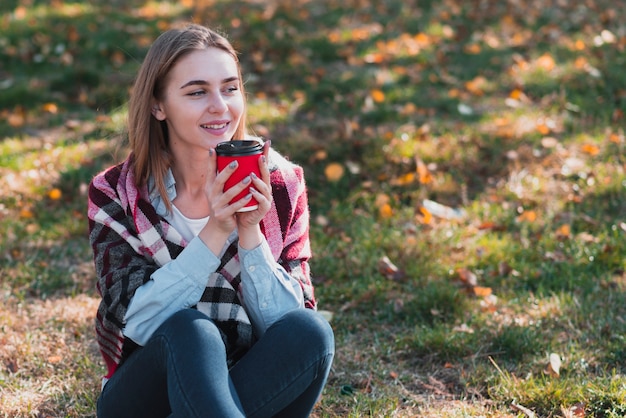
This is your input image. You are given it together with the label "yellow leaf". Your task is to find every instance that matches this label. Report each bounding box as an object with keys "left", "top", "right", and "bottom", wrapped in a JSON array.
[
  {"left": 370, "top": 89, "right": 386, "bottom": 103},
  {"left": 48, "top": 188, "right": 62, "bottom": 200},
  {"left": 324, "top": 163, "right": 344, "bottom": 182}
]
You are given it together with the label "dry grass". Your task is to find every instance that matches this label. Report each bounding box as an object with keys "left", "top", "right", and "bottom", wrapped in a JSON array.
[{"left": 0, "top": 294, "right": 101, "bottom": 418}]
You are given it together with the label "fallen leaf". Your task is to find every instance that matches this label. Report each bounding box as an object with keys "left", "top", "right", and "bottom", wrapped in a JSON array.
[
  {"left": 473, "top": 286, "right": 492, "bottom": 297},
  {"left": 389, "top": 371, "right": 398, "bottom": 379},
  {"left": 581, "top": 143, "right": 600, "bottom": 156},
  {"left": 561, "top": 402, "right": 585, "bottom": 418},
  {"left": 511, "top": 402, "right": 536, "bottom": 418},
  {"left": 536, "top": 53, "right": 556, "bottom": 71},
  {"left": 379, "top": 203, "right": 393, "bottom": 218},
  {"left": 516, "top": 210, "right": 537, "bottom": 223},
  {"left": 42, "top": 102, "right": 58, "bottom": 114},
  {"left": 416, "top": 158, "right": 432, "bottom": 184},
  {"left": 370, "top": 89, "right": 385, "bottom": 103},
  {"left": 48, "top": 188, "right": 62, "bottom": 200},
  {"left": 47, "top": 355, "right": 62, "bottom": 364},
  {"left": 545, "top": 352, "right": 562, "bottom": 377},
  {"left": 378, "top": 256, "right": 406, "bottom": 281},
  {"left": 556, "top": 224, "right": 571, "bottom": 239},
  {"left": 418, "top": 206, "right": 432, "bottom": 225},
  {"left": 456, "top": 267, "right": 478, "bottom": 287},
  {"left": 324, "top": 163, "right": 344, "bottom": 182}
]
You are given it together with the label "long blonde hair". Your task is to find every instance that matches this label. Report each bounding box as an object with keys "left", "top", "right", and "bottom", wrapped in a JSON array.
[{"left": 128, "top": 23, "right": 247, "bottom": 209}]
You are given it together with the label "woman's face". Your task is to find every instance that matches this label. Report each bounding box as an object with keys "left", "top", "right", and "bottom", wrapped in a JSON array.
[{"left": 153, "top": 47, "right": 244, "bottom": 154}]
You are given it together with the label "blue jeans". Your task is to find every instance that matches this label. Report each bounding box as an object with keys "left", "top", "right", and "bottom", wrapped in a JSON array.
[{"left": 97, "top": 308, "right": 334, "bottom": 418}]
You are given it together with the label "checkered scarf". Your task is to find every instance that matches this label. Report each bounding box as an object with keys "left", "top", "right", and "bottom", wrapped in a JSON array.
[{"left": 88, "top": 150, "right": 315, "bottom": 380}]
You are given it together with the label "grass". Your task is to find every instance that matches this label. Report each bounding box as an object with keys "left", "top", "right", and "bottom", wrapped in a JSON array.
[{"left": 1, "top": 0, "right": 626, "bottom": 416}]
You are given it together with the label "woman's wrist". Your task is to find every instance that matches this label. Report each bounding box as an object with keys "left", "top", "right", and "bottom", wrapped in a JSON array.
[
  {"left": 238, "top": 224, "right": 263, "bottom": 250},
  {"left": 198, "top": 219, "right": 233, "bottom": 256}
]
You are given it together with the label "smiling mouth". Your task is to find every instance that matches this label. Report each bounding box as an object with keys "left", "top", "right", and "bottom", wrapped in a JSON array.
[{"left": 201, "top": 122, "right": 228, "bottom": 130}]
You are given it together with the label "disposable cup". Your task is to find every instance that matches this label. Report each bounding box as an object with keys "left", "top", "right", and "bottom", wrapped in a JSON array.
[{"left": 215, "top": 140, "right": 263, "bottom": 212}]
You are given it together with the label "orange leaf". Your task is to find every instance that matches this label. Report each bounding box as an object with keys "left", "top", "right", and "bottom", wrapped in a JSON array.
[
  {"left": 473, "top": 286, "right": 492, "bottom": 297},
  {"left": 418, "top": 206, "right": 432, "bottom": 225},
  {"left": 48, "top": 188, "right": 62, "bottom": 200},
  {"left": 536, "top": 53, "right": 556, "bottom": 71},
  {"left": 509, "top": 89, "right": 523, "bottom": 99},
  {"left": 464, "top": 43, "right": 481, "bottom": 54},
  {"left": 390, "top": 172, "right": 415, "bottom": 186},
  {"left": 19, "top": 208, "right": 34, "bottom": 219},
  {"left": 581, "top": 143, "right": 600, "bottom": 156},
  {"left": 370, "top": 89, "right": 386, "bottom": 103},
  {"left": 416, "top": 159, "right": 432, "bottom": 184},
  {"left": 43, "top": 103, "right": 58, "bottom": 114},
  {"left": 574, "top": 39, "right": 586, "bottom": 51},
  {"left": 536, "top": 123, "right": 551, "bottom": 135},
  {"left": 516, "top": 210, "right": 537, "bottom": 223},
  {"left": 324, "top": 163, "right": 344, "bottom": 182},
  {"left": 47, "top": 355, "right": 62, "bottom": 364},
  {"left": 456, "top": 268, "right": 478, "bottom": 287},
  {"left": 556, "top": 224, "right": 571, "bottom": 238},
  {"left": 379, "top": 203, "right": 393, "bottom": 218}
]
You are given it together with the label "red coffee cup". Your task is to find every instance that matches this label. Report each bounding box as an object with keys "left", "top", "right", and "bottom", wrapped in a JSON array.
[{"left": 215, "top": 140, "right": 263, "bottom": 212}]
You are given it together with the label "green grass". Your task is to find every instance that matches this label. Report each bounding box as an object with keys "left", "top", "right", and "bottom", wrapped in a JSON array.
[{"left": 1, "top": 0, "right": 626, "bottom": 416}]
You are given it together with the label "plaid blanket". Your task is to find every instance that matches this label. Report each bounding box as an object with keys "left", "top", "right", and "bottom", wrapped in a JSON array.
[{"left": 88, "top": 150, "right": 315, "bottom": 379}]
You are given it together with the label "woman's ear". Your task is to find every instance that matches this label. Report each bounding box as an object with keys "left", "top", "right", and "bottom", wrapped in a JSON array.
[{"left": 151, "top": 103, "right": 166, "bottom": 120}]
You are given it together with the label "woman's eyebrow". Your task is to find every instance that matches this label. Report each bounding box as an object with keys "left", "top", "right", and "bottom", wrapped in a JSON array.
[{"left": 179, "top": 76, "right": 239, "bottom": 89}]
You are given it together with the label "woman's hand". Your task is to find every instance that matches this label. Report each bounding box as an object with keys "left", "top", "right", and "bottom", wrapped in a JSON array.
[
  {"left": 198, "top": 147, "right": 256, "bottom": 254},
  {"left": 236, "top": 141, "right": 273, "bottom": 249}
]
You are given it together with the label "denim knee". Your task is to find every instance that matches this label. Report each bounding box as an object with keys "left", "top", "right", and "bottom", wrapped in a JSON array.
[
  {"left": 279, "top": 309, "right": 335, "bottom": 355},
  {"left": 152, "top": 308, "right": 224, "bottom": 350}
]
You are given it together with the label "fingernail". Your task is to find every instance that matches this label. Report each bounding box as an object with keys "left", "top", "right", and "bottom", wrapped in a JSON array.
[
  {"left": 251, "top": 172, "right": 257, "bottom": 179},
  {"left": 229, "top": 161, "right": 237, "bottom": 169},
  {"left": 243, "top": 176, "right": 251, "bottom": 184},
  {"left": 209, "top": 149, "right": 214, "bottom": 156},
  {"left": 261, "top": 156, "right": 266, "bottom": 163}
]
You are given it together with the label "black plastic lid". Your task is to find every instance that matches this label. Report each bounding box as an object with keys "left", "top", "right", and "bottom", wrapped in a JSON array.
[{"left": 215, "top": 140, "right": 263, "bottom": 156}]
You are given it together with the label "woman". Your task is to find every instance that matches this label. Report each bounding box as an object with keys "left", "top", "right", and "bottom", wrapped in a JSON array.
[{"left": 88, "top": 23, "right": 334, "bottom": 417}]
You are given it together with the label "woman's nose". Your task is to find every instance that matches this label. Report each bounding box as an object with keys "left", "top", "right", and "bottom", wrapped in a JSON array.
[{"left": 208, "top": 93, "right": 228, "bottom": 114}]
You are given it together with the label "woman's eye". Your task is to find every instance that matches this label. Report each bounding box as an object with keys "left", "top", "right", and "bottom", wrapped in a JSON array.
[
  {"left": 188, "top": 90, "right": 205, "bottom": 97},
  {"left": 225, "top": 85, "right": 239, "bottom": 93}
]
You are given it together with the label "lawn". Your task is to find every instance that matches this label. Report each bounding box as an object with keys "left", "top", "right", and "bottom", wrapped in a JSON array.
[{"left": 1, "top": 0, "right": 625, "bottom": 417}]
